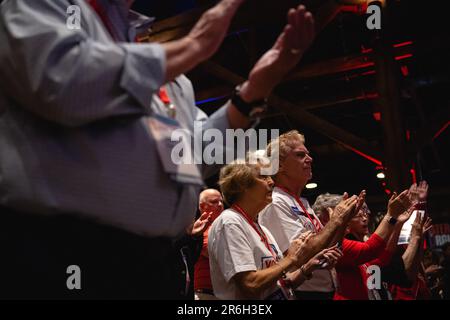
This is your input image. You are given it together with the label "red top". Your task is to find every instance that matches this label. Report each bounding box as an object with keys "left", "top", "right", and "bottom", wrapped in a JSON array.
[
  {"left": 194, "top": 226, "right": 213, "bottom": 291},
  {"left": 334, "top": 233, "right": 387, "bottom": 300},
  {"left": 390, "top": 274, "right": 431, "bottom": 300}
]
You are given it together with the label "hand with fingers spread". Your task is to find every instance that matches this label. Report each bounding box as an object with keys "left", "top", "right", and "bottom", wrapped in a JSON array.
[
  {"left": 239, "top": 5, "right": 316, "bottom": 102},
  {"left": 409, "top": 181, "right": 429, "bottom": 204},
  {"left": 410, "top": 211, "right": 432, "bottom": 239},
  {"left": 387, "top": 190, "right": 413, "bottom": 218},
  {"left": 422, "top": 216, "right": 433, "bottom": 235},
  {"left": 190, "top": 211, "right": 213, "bottom": 236}
]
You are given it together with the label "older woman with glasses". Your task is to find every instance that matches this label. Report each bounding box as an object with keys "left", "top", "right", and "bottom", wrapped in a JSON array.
[
  {"left": 313, "top": 190, "right": 417, "bottom": 299},
  {"left": 208, "top": 159, "right": 343, "bottom": 300}
]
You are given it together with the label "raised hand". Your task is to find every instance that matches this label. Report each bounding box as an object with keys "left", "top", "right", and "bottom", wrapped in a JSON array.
[
  {"left": 408, "top": 180, "right": 429, "bottom": 204},
  {"left": 410, "top": 211, "right": 432, "bottom": 239},
  {"left": 331, "top": 194, "right": 358, "bottom": 222},
  {"left": 354, "top": 190, "right": 367, "bottom": 215},
  {"left": 190, "top": 211, "right": 213, "bottom": 236},
  {"left": 397, "top": 206, "right": 415, "bottom": 225},
  {"left": 417, "top": 181, "right": 429, "bottom": 202},
  {"left": 422, "top": 216, "right": 433, "bottom": 235},
  {"left": 240, "top": 5, "right": 315, "bottom": 101},
  {"left": 387, "top": 190, "right": 413, "bottom": 218}
]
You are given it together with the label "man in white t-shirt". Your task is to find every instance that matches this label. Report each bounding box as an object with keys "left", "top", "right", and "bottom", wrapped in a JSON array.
[{"left": 259, "top": 130, "right": 361, "bottom": 300}]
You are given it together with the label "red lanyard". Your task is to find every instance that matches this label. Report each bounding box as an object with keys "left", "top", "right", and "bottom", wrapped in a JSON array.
[
  {"left": 276, "top": 185, "right": 321, "bottom": 232},
  {"left": 232, "top": 204, "right": 293, "bottom": 299},
  {"left": 159, "top": 87, "right": 171, "bottom": 104},
  {"left": 231, "top": 204, "right": 278, "bottom": 260},
  {"left": 158, "top": 86, "right": 176, "bottom": 118}
]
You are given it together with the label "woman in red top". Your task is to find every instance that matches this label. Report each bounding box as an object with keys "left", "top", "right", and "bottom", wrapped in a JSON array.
[{"left": 332, "top": 190, "right": 415, "bottom": 299}]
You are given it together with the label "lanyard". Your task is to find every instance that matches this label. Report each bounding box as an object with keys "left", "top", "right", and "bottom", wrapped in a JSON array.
[
  {"left": 158, "top": 86, "right": 177, "bottom": 119},
  {"left": 231, "top": 204, "right": 278, "bottom": 260},
  {"left": 232, "top": 204, "right": 294, "bottom": 299},
  {"left": 276, "top": 185, "right": 321, "bottom": 232}
]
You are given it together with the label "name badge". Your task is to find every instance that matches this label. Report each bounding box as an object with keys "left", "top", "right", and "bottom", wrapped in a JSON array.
[{"left": 147, "top": 115, "right": 204, "bottom": 186}]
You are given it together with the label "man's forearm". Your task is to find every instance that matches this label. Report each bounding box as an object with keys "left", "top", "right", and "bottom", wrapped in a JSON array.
[
  {"left": 162, "top": 38, "right": 202, "bottom": 82},
  {"left": 305, "top": 217, "right": 344, "bottom": 260}
]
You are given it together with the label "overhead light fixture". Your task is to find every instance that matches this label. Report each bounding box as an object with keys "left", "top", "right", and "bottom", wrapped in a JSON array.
[
  {"left": 306, "top": 183, "right": 318, "bottom": 189},
  {"left": 376, "top": 172, "right": 385, "bottom": 179}
]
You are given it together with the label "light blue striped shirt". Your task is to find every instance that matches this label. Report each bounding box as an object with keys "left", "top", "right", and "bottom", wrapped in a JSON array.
[{"left": 0, "top": 0, "right": 230, "bottom": 237}]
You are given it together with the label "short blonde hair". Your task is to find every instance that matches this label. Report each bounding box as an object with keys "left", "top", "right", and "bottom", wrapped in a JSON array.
[
  {"left": 219, "top": 159, "right": 260, "bottom": 206},
  {"left": 266, "top": 130, "right": 305, "bottom": 164}
]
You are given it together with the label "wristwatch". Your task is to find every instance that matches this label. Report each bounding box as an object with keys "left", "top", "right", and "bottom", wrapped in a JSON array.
[
  {"left": 231, "top": 85, "right": 268, "bottom": 118},
  {"left": 386, "top": 215, "right": 397, "bottom": 225}
]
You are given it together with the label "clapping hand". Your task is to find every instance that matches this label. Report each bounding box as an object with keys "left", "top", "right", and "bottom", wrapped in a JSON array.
[
  {"left": 387, "top": 190, "right": 413, "bottom": 219},
  {"left": 287, "top": 231, "right": 314, "bottom": 269},
  {"left": 409, "top": 181, "right": 429, "bottom": 204}
]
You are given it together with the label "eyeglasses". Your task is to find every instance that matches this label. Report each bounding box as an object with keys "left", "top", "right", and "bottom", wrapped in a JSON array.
[{"left": 354, "top": 207, "right": 370, "bottom": 219}]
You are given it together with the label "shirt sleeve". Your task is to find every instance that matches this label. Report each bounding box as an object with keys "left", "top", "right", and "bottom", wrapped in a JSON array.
[
  {"left": 367, "top": 249, "right": 393, "bottom": 268},
  {"left": 214, "top": 222, "right": 257, "bottom": 282},
  {"left": 0, "top": 0, "right": 165, "bottom": 127},
  {"left": 337, "top": 234, "right": 386, "bottom": 267},
  {"left": 259, "top": 202, "right": 305, "bottom": 254}
]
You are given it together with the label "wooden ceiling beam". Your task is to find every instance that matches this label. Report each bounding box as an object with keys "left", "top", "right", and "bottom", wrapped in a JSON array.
[
  {"left": 143, "top": 0, "right": 345, "bottom": 43},
  {"left": 201, "top": 61, "right": 383, "bottom": 162}
]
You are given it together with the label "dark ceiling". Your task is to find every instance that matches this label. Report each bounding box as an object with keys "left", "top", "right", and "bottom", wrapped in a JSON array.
[{"left": 132, "top": 0, "right": 449, "bottom": 220}]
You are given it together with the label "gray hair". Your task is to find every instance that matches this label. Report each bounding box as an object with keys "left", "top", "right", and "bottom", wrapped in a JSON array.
[{"left": 312, "top": 193, "right": 343, "bottom": 219}]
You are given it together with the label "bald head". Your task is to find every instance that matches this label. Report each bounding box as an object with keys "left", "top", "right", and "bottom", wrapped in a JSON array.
[
  {"left": 199, "top": 189, "right": 221, "bottom": 203},
  {"left": 199, "top": 189, "right": 224, "bottom": 214}
]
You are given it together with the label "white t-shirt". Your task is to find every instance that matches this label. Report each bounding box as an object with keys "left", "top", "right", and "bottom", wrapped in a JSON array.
[
  {"left": 208, "top": 208, "right": 290, "bottom": 300},
  {"left": 259, "top": 187, "right": 335, "bottom": 293}
]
